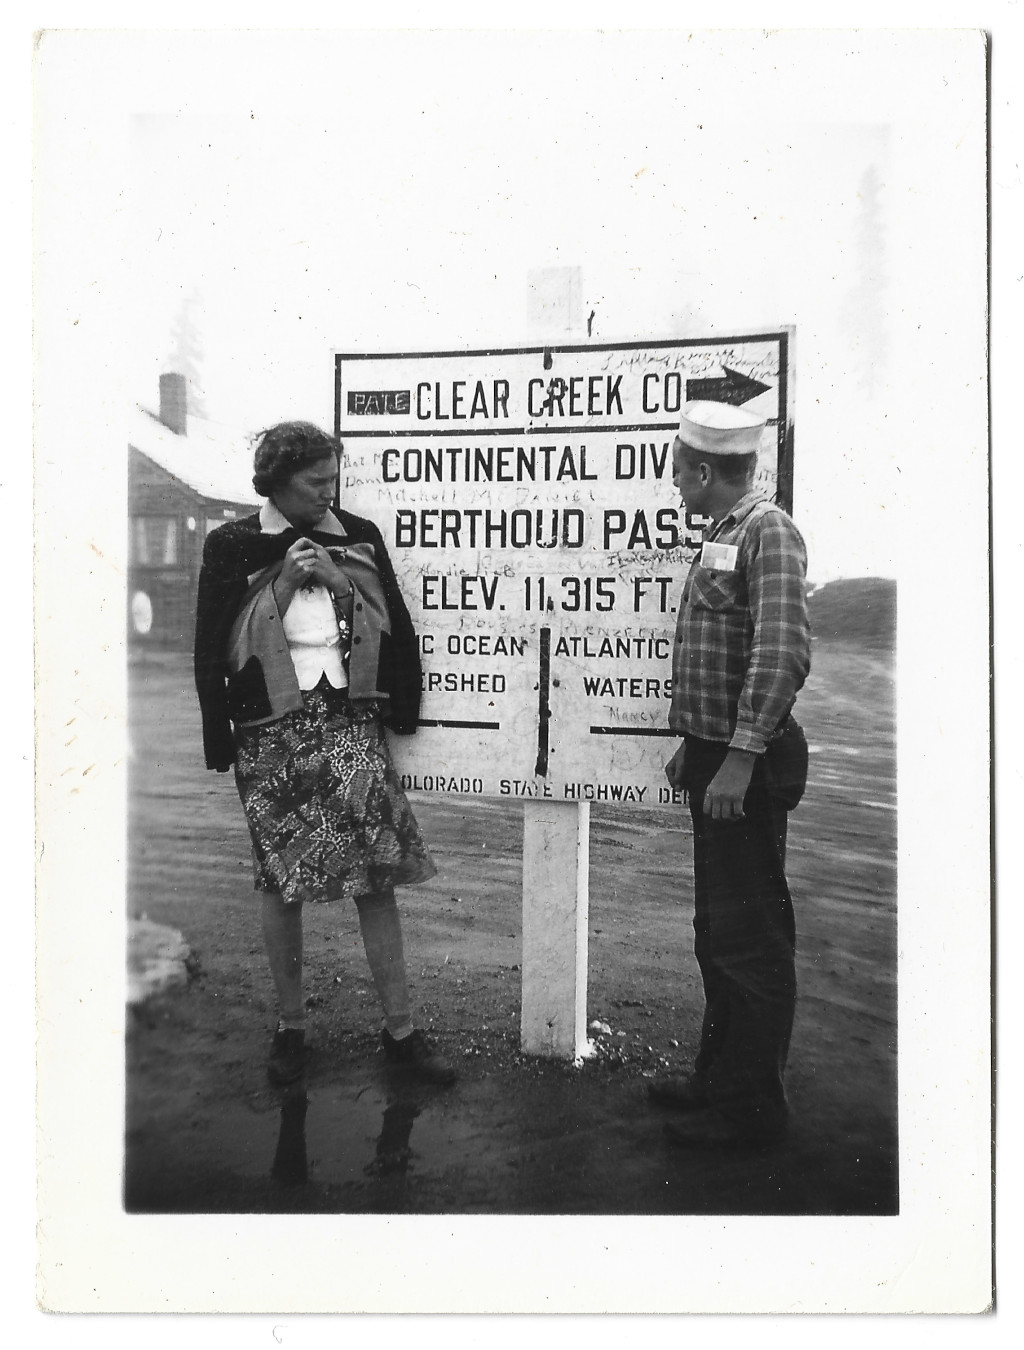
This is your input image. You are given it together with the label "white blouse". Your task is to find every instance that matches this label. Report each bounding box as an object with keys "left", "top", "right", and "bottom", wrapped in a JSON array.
[
  {"left": 281, "top": 585, "right": 348, "bottom": 690},
  {"left": 260, "top": 501, "right": 349, "bottom": 691}
]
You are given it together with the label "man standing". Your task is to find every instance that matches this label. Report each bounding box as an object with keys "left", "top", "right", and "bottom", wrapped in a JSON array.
[{"left": 653, "top": 400, "right": 810, "bottom": 1148}]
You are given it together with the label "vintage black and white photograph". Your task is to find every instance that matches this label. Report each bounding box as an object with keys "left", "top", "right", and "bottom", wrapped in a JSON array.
[{"left": 32, "top": 14, "right": 996, "bottom": 1319}]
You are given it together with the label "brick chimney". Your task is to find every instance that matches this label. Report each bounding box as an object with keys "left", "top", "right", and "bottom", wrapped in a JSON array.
[{"left": 159, "top": 372, "right": 188, "bottom": 435}]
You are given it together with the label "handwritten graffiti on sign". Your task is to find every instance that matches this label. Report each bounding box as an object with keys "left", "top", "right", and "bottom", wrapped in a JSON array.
[{"left": 334, "top": 331, "right": 794, "bottom": 807}]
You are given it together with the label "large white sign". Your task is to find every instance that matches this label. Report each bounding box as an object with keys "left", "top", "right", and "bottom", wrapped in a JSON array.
[{"left": 335, "top": 332, "right": 794, "bottom": 807}]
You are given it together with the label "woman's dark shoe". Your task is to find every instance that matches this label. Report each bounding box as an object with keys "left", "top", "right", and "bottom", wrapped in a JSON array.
[
  {"left": 381, "top": 1028, "right": 458, "bottom": 1085},
  {"left": 267, "top": 1027, "right": 308, "bottom": 1085}
]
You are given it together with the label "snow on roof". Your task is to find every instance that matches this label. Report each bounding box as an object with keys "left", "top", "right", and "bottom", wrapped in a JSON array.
[{"left": 129, "top": 405, "right": 259, "bottom": 508}]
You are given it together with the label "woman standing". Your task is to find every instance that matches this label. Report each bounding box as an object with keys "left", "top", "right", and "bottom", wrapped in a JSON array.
[{"left": 194, "top": 421, "right": 455, "bottom": 1087}]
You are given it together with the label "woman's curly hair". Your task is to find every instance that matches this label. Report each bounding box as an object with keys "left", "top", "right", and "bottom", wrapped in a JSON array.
[{"left": 251, "top": 422, "right": 343, "bottom": 498}]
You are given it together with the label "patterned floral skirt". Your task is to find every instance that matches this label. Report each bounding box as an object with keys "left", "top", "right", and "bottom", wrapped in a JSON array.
[{"left": 233, "top": 683, "right": 436, "bottom": 905}]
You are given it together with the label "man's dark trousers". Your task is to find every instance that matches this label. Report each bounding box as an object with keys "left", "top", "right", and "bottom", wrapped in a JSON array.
[{"left": 683, "top": 729, "right": 805, "bottom": 1136}]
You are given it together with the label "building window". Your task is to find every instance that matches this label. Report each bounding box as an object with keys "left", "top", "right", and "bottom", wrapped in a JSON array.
[{"left": 132, "top": 516, "right": 179, "bottom": 566}]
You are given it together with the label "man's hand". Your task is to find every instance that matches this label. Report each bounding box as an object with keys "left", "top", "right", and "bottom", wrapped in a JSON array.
[
  {"left": 703, "top": 748, "right": 758, "bottom": 820},
  {"left": 665, "top": 745, "right": 687, "bottom": 791}
]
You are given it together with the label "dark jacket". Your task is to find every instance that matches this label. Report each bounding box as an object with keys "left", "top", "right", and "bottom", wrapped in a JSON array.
[{"left": 194, "top": 508, "right": 422, "bottom": 771}]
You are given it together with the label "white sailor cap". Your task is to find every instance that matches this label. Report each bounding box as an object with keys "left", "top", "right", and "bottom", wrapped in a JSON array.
[{"left": 677, "top": 401, "right": 766, "bottom": 455}]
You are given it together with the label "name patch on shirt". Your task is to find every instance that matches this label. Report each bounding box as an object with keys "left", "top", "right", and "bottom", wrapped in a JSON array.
[{"left": 700, "top": 541, "right": 739, "bottom": 572}]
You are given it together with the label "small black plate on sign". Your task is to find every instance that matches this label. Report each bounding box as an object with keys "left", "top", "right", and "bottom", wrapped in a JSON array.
[{"left": 347, "top": 390, "right": 411, "bottom": 415}]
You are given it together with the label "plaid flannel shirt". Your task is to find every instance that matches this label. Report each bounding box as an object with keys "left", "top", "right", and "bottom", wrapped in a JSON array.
[{"left": 669, "top": 490, "right": 810, "bottom": 754}]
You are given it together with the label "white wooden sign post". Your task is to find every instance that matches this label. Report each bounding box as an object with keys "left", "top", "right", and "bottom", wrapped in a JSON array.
[
  {"left": 520, "top": 268, "right": 590, "bottom": 1058},
  {"left": 521, "top": 796, "right": 590, "bottom": 1056},
  {"left": 334, "top": 308, "right": 794, "bottom": 1059}
]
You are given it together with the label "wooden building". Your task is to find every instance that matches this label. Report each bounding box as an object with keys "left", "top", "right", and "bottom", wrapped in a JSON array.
[{"left": 128, "top": 374, "right": 258, "bottom": 646}]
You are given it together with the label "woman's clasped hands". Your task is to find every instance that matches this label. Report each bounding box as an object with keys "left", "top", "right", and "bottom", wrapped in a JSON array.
[{"left": 279, "top": 537, "right": 349, "bottom": 596}]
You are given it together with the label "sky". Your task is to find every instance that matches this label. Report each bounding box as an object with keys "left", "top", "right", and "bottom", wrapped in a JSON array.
[{"left": 115, "top": 28, "right": 978, "bottom": 585}]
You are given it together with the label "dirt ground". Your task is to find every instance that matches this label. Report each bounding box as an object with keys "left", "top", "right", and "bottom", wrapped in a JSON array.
[{"left": 125, "top": 638, "right": 897, "bottom": 1216}]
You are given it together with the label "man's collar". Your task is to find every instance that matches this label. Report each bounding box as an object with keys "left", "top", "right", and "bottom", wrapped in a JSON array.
[
  {"left": 259, "top": 501, "right": 346, "bottom": 536},
  {"left": 713, "top": 487, "right": 770, "bottom": 531}
]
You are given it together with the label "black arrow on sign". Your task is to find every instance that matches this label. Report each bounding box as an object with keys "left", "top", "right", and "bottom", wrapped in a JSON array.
[{"left": 685, "top": 366, "right": 771, "bottom": 406}]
